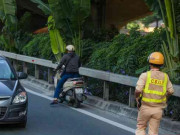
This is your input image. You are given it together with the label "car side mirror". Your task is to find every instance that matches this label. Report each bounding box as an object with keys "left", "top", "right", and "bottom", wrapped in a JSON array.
[{"left": 17, "top": 72, "right": 28, "bottom": 79}]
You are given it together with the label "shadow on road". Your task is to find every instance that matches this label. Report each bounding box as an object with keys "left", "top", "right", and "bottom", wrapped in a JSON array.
[
  {"left": 0, "top": 124, "right": 25, "bottom": 130},
  {"left": 49, "top": 102, "right": 88, "bottom": 109}
]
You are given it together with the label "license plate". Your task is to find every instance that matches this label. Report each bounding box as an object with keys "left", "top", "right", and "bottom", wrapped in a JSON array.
[{"left": 75, "top": 88, "right": 83, "bottom": 94}]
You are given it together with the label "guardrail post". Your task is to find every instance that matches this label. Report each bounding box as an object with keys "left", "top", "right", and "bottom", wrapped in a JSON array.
[
  {"left": 129, "top": 87, "right": 135, "bottom": 107},
  {"left": 48, "top": 68, "right": 53, "bottom": 84},
  {"left": 13, "top": 60, "right": 18, "bottom": 71},
  {"left": 23, "top": 62, "right": 28, "bottom": 74},
  {"left": 83, "top": 76, "right": 88, "bottom": 88},
  {"left": 35, "top": 65, "right": 40, "bottom": 79},
  {"left": 103, "top": 81, "right": 109, "bottom": 101}
]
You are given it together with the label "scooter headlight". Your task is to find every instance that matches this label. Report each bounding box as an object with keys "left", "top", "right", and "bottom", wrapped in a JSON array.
[{"left": 13, "top": 92, "right": 27, "bottom": 104}]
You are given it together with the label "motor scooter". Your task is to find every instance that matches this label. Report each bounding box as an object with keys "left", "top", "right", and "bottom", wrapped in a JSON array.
[{"left": 54, "top": 70, "right": 86, "bottom": 108}]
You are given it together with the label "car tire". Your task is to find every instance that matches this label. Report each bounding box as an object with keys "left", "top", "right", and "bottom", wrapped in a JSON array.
[
  {"left": 19, "top": 116, "right": 27, "bottom": 128},
  {"left": 19, "top": 121, "right": 27, "bottom": 128}
]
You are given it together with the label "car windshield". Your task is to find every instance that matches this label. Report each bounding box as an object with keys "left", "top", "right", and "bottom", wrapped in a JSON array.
[{"left": 0, "top": 60, "right": 15, "bottom": 80}]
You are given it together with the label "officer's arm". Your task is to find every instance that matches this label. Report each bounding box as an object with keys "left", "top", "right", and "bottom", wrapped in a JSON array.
[
  {"left": 135, "top": 90, "right": 142, "bottom": 110},
  {"left": 135, "top": 73, "right": 146, "bottom": 109},
  {"left": 135, "top": 73, "right": 146, "bottom": 98},
  {"left": 166, "top": 76, "right": 174, "bottom": 96}
]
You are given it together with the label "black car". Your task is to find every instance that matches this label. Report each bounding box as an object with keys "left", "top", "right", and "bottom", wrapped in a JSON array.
[{"left": 0, "top": 56, "right": 28, "bottom": 128}]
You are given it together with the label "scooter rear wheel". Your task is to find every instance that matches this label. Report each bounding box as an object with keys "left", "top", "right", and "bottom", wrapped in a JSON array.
[
  {"left": 73, "top": 99, "right": 80, "bottom": 108},
  {"left": 59, "top": 98, "right": 64, "bottom": 103}
]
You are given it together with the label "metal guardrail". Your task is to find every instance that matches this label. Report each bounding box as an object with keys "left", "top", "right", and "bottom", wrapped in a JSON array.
[
  {"left": 0, "top": 50, "right": 57, "bottom": 68},
  {"left": 0, "top": 50, "right": 58, "bottom": 83},
  {"left": 0, "top": 50, "right": 180, "bottom": 106},
  {"left": 79, "top": 67, "right": 180, "bottom": 98},
  {"left": 79, "top": 67, "right": 138, "bottom": 86}
]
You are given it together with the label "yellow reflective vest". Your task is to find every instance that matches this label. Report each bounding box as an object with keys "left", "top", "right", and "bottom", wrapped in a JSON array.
[{"left": 142, "top": 71, "right": 168, "bottom": 103}]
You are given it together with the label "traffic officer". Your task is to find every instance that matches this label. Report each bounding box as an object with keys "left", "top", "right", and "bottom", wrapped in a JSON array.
[{"left": 135, "top": 52, "right": 174, "bottom": 135}]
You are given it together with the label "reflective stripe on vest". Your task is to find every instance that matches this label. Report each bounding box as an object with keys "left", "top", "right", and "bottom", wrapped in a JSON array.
[
  {"left": 142, "top": 97, "right": 166, "bottom": 103},
  {"left": 142, "top": 71, "right": 168, "bottom": 103}
]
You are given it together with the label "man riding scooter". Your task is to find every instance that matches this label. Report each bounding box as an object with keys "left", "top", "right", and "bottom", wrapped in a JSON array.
[{"left": 50, "top": 45, "right": 81, "bottom": 105}]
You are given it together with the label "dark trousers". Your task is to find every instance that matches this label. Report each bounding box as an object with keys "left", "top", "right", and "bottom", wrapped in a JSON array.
[{"left": 54, "top": 73, "right": 80, "bottom": 98}]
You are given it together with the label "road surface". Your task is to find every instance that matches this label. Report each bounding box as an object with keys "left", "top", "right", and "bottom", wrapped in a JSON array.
[{"left": 0, "top": 87, "right": 176, "bottom": 135}]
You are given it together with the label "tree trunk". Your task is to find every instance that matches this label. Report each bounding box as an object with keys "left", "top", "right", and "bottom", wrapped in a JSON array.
[{"left": 155, "top": 19, "right": 159, "bottom": 28}]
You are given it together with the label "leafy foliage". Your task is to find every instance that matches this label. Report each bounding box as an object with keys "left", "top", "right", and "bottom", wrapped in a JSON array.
[
  {"left": 30, "top": 0, "right": 91, "bottom": 57},
  {"left": 86, "top": 28, "right": 165, "bottom": 76},
  {"left": 83, "top": 27, "right": 119, "bottom": 42},
  {"left": 165, "top": 96, "right": 180, "bottom": 121},
  {"left": 141, "top": 12, "right": 161, "bottom": 27},
  {"left": 127, "top": 21, "right": 140, "bottom": 30},
  {"left": 175, "top": 0, "right": 180, "bottom": 34},
  {"left": 0, "top": 0, "right": 18, "bottom": 53},
  {"left": 48, "top": 0, "right": 90, "bottom": 38},
  {"left": 48, "top": 16, "right": 66, "bottom": 61},
  {"left": 0, "top": 0, "right": 17, "bottom": 28},
  {"left": 145, "top": 0, "right": 180, "bottom": 79},
  {"left": 80, "top": 39, "right": 96, "bottom": 65},
  {"left": 14, "top": 31, "right": 32, "bottom": 54},
  {"left": 144, "top": 0, "right": 162, "bottom": 18},
  {"left": 48, "top": 0, "right": 91, "bottom": 57},
  {"left": 22, "top": 33, "right": 54, "bottom": 60},
  {"left": 0, "top": 32, "right": 17, "bottom": 52},
  {"left": 157, "top": 0, "right": 180, "bottom": 79},
  {"left": 17, "top": 12, "right": 33, "bottom": 32},
  {"left": 0, "top": 29, "right": 32, "bottom": 53},
  {"left": 30, "top": 0, "right": 51, "bottom": 15}
]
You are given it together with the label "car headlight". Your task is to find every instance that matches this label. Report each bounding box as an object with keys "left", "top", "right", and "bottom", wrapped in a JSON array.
[{"left": 13, "top": 92, "right": 27, "bottom": 104}]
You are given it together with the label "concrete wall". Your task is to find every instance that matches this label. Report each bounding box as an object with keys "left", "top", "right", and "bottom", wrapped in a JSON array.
[
  {"left": 91, "top": 0, "right": 151, "bottom": 29},
  {"left": 105, "top": 0, "right": 151, "bottom": 29}
]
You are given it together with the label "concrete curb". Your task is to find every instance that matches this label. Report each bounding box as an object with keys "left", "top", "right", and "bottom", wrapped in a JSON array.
[
  {"left": 21, "top": 77, "right": 180, "bottom": 134},
  {"left": 21, "top": 76, "right": 55, "bottom": 92}
]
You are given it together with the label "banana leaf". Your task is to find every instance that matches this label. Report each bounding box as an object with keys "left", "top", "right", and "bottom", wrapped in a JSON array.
[
  {"left": 48, "top": 16, "right": 66, "bottom": 61},
  {"left": 0, "top": 0, "right": 17, "bottom": 24},
  {"left": 30, "top": 0, "right": 51, "bottom": 15},
  {"left": 164, "top": 0, "right": 175, "bottom": 39},
  {"left": 162, "top": 41, "right": 177, "bottom": 78},
  {"left": 48, "top": 0, "right": 91, "bottom": 56}
]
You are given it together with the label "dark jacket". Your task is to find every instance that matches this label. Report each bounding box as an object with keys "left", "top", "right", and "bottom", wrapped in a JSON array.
[{"left": 56, "top": 52, "right": 81, "bottom": 73}]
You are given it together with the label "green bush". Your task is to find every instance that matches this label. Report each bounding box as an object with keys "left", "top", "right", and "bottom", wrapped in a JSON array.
[
  {"left": 165, "top": 96, "right": 180, "bottom": 120},
  {"left": 86, "top": 28, "right": 165, "bottom": 76},
  {"left": 0, "top": 30, "right": 32, "bottom": 54},
  {"left": 22, "top": 33, "right": 54, "bottom": 60},
  {"left": 18, "top": 12, "right": 33, "bottom": 32},
  {"left": 14, "top": 31, "right": 32, "bottom": 54}
]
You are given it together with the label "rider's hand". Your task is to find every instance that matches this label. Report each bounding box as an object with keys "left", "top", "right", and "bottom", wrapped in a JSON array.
[{"left": 53, "top": 69, "right": 57, "bottom": 72}]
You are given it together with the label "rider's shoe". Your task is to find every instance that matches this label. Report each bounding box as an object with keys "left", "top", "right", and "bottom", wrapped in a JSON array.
[{"left": 50, "top": 100, "right": 58, "bottom": 105}]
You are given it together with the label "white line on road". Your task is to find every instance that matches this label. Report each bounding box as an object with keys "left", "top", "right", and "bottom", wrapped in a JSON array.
[{"left": 25, "top": 88, "right": 136, "bottom": 134}]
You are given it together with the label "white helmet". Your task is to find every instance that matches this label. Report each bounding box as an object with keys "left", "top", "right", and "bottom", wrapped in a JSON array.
[{"left": 66, "top": 45, "right": 75, "bottom": 51}]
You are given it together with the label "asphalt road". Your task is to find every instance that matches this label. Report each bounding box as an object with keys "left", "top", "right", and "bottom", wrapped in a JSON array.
[{"left": 0, "top": 91, "right": 134, "bottom": 135}]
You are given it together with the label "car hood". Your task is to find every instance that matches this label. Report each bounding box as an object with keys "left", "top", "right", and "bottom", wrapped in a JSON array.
[{"left": 0, "top": 80, "right": 18, "bottom": 97}]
